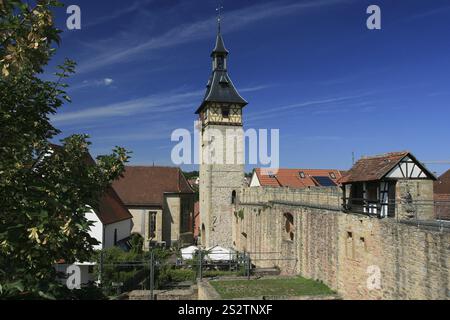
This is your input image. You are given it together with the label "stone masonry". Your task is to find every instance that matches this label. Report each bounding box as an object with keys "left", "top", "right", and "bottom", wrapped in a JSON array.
[{"left": 234, "top": 186, "right": 450, "bottom": 300}]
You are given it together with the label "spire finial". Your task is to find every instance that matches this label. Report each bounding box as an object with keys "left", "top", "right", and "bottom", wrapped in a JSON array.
[{"left": 216, "top": 4, "right": 223, "bottom": 34}]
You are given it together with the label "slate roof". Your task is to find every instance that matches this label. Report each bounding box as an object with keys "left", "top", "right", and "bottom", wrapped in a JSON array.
[
  {"left": 112, "top": 166, "right": 194, "bottom": 207},
  {"left": 434, "top": 169, "right": 450, "bottom": 194},
  {"left": 196, "top": 33, "right": 247, "bottom": 114},
  {"left": 254, "top": 168, "right": 343, "bottom": 188},
  {"left": 339, "top": 151, "right": 436, "bottom": 184},
  {"left": 212, "top": 33, "right": 229, "bottom": 55}
]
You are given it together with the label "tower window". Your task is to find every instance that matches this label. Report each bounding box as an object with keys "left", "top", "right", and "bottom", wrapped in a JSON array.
[
  {"left": 222, "top": 107, "right": 230, "bottom": 118},
  {"left": 149, "top": 211, "right": 157, "bottom": 239},
  {"left": 231, "top": 190, "right": 237, "bottom": 204}
]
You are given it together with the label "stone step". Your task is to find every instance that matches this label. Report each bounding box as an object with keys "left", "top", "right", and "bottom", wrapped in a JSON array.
[{"left": 252, "top": 268, "right": 281, "bottom": 276}]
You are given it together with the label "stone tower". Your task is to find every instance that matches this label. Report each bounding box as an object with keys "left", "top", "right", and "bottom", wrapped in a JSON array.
[{"left": 196, "top": 27, "right": 247, "bottom": 248}]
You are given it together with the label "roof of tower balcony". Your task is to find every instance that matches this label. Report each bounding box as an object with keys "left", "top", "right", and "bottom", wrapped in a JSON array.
[
  {"left": 196, "top": 32, "right": 248, "bottom": 114},
  {"left": 211, "top": 33, "right": 229, "bottom": 56}
]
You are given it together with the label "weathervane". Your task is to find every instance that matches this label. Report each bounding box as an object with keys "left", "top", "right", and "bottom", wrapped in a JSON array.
[{"left": 216, "top": 4, "right": 223, "bottom": 34}]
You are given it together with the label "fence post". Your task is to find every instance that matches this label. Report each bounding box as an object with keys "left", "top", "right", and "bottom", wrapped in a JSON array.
[
  {"left": 246, "top": 254, "right": 251, "bottom": 280},
  {"left": 150, "top": 251, "right": 154, "bottom": 300},
  {"left": 198, "top": 250, "right": 203, "bottom": 280},
  {"left": 99, "top": 250, "right": 103, "bottom": 287}
]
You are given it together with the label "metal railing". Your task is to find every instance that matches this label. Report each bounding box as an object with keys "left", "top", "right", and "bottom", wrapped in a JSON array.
[
  {"left": 342, "top": 197, "right": 450, "bottom": 232},
  {"left": 96, "top": 250, "right": 292, "bottom": 300}
]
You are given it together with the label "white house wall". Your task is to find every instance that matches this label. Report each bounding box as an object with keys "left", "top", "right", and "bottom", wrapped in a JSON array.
[
  {"left": 85, "top": 209, "right": 103, "bottom": 251},
  {"left": 85, "top": 209, "right": 132, "bottom": 250},
  {"left": 104, "top": 219, "right": 132, "bottom": 249}
]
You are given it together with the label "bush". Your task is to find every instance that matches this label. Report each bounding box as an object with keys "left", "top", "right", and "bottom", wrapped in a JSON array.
[
  {"left": 130, "top": 233, "right": 144, "bottom": 255},
  {"left": 156, "top": 266, "right": 196, "bottom": 286}
]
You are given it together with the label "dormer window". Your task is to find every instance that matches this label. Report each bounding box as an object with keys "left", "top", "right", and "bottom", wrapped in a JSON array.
[
  {"left": 329, "top": 172, "right": 336, "bottom": 179},
  {"left": 299, "top": 172, "right": 305, "bottom": 179}
]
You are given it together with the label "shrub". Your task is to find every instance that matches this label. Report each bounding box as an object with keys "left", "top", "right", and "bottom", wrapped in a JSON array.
[
  {"left": 155, "top": 266, "right": 196, "bottom": 287},
  {"left": 130, "top": 233, "right": 144, "bottom": 255}
]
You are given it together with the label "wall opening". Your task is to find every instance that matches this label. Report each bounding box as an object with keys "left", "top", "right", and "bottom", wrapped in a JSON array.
[
  {"left": 284, "top": 213, "right": 294, "bottom": 241},
  {"left": 231, "top": 190, "right": 237, "bottom": 205}
]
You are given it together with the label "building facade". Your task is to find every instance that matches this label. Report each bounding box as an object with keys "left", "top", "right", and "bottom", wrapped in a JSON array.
[
  {"left": 112, "top": 166, "right": 195, "bottom": 249},
  {"left": 86, "top": 187, "right": 133, "bottom": 250}
]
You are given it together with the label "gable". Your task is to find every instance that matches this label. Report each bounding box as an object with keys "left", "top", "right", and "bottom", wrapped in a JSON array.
[
  {"left": 249, "top": 170, "right": 261, "bottom": 187},
  {"left": 340, "top": 151, "right": 436, "bottom": 184},
  {"left": 385, "top": 155, "right": 435, "bottom": 180}
]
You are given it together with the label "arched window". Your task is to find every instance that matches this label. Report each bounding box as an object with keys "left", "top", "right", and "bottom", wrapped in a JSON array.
[
  {"left": 284, "top": 213, "right": 294, "bottom": 241},
  {"left": 231, "top": 190, "right": 237, "bottom": 204}
]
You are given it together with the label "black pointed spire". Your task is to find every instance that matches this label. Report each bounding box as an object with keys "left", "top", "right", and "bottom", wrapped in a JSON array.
[
  {"left": 196, "top": 18, "right": 247, "bottom": 114},
  {"left": 212, "top": 33, "right": 229, "bottom": 56},
  {"left": 212, "top": 5, "right": 228, "bottom": 56}
]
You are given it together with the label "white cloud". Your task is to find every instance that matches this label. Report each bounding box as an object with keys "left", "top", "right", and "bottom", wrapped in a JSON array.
[
  {"left": 75, "top": 0, "right": 352, "bottom": 74},
  {"left": 68, "top": 78, "right": 115, "bottom": 91},
  {"left": 52, "top": 84, "right": 269, "bottom": 125},
  {"left": 103, "top": 78, "right": 114, "bottom": 86}
]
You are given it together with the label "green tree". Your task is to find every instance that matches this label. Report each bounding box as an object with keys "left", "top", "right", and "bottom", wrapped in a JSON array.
[{"left": 0, "top": 0, "right": 130, "bottom": 299}]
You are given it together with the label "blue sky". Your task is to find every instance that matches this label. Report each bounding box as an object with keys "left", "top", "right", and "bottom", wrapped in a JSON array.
[{"left": 45, "top": 0, "right": 450, "bottom": 175}]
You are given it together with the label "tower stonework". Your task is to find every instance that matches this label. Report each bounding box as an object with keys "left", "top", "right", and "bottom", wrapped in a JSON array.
[{"left": 197, "top": 31, "right": 247, "bottom": 248}]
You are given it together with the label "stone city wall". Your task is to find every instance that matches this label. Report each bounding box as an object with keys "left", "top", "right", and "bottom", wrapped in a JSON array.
[{"left": 234, "top": 186, "right": 449, "bottom": 300}]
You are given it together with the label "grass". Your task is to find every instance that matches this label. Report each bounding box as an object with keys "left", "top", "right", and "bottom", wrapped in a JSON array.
[{"left": 210, "top": 276, "right": 335, "bottom": 299}]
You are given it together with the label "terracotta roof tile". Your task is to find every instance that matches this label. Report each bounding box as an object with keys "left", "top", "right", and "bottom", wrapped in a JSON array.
[
  {"left": 339, "top": 151, "right": 409, "bottom": 184},
  {"left": 255, "top": 168, "right": 343, "bottom": 188},
  {"left": 339, "top": 151, "right": 437, "bottom": 184},
  {"left": 97, "top": 187, "right": 133, "bottom": 225},
  {"left": 112, "top": 166, "right": 194, "bottom": 207},
  {"left": 434, "top": 169, "right": 450, "bottom": 194},
  {"left": 434, "top": 193, "right": 450, "bottom": 220},
  {"left": 48, "top": 144, "right": 132, "bottom": 225}
]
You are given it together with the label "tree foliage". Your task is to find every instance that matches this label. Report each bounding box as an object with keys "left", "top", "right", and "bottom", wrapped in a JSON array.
[{"left": 0, "top": 0, "right": 130, "bottom": 299}]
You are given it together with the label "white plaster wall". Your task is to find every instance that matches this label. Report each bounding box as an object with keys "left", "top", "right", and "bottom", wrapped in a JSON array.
[
  {"left": 104, "top": 219, "right": 132, "bottom": 248},
  {"left": 85, "top": 209, "right": 103, "bottom": 251},
  {"left": 249, "top": 171, "right": 261, "bottom": 187}
]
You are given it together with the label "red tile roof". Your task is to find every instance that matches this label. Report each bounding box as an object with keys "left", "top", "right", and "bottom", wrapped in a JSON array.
[
  {"left": 434, "top": 169, "right": 450, "bottom": 194},
  {"left": 112, "top": 166, "right": 194, "bottom": 207},
  {"left": 254, "top": 168, "right": 343, "bottom": 188},
  {"left": 97, "top": 187, "right": 133, "bottom": 225},
  {"left": 48, "top": 144, "right": 132, "bottom": 225},
  {"left": 434, "top": 193, "right": 450, "bottom": 220}
]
